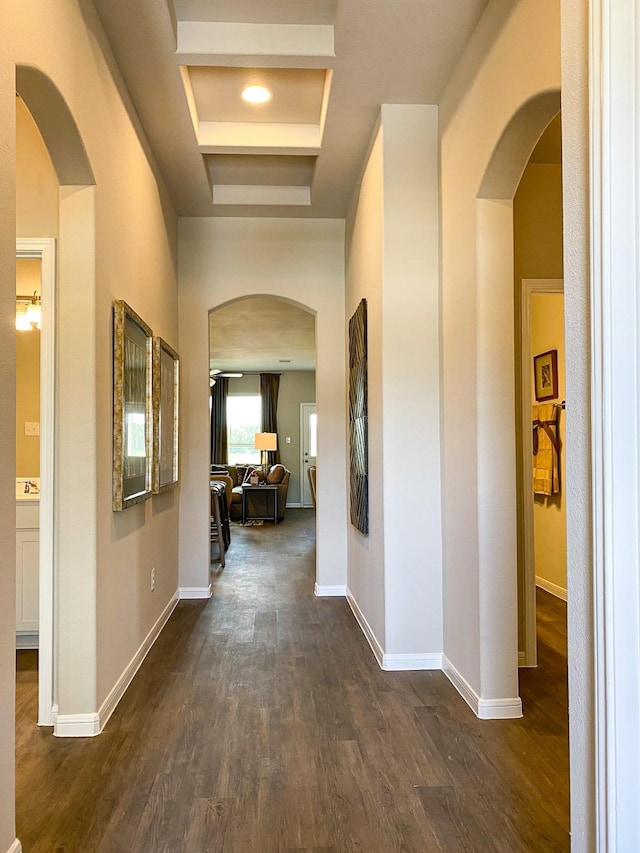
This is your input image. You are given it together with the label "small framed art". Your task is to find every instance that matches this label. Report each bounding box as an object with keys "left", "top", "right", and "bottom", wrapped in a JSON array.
[{"left": 533, "top": 349, "right": 558, "bottom": 402}]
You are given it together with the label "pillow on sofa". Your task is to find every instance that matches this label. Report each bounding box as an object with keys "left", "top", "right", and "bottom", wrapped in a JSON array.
[
  {"left": 235, "top": 465, "right": 250, "bottom": 485},
  {"left": 266, "top": 464, "right": 286, "bottom": 484},
  {"left": 242, "top": 466, "right": 265, "bottom": 484}
]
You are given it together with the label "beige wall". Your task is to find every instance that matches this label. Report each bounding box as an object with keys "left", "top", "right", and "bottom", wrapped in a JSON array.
[
  {"left": 439, "top": 0, "right": 560, "bottom": 702},
  {"left": 0, "top": 80, "right": 14, "bottom": 849},
  {"left": 514, "top": 164, "right": 564, "bottom": 279},
  {"left": 277, "top": 371, "right": 315, "bottom": 505},
  {"left": 16, "top": 98, "right": 59, "bottom": 237},
  {"left": 559, "top": 2, "right": 593, "bottom": 843},
  {"left": 530, "top": 293, "right": 566, "bottom": 592},
  {"left": 345, "top": 127, "right": 386, "bottom": 645},
  {"left": 178, "top": 217, "right": 346, "bottom": 596},
  {"left": 15, "top": 259, "right": 41, "bottom": 478},
  {"left": 15, "top": 327, "right": 40, "bottom": 477},
  {"left": 345, "top": 105, "right": 442, "bottom": 660},
  {"left": 0, "top": 5, "right": 178, "bottom": 841}
]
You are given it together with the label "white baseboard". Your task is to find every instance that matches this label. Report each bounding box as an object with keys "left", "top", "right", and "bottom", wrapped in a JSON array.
[
  {"left": 443, "top": 656, "right": 523, "bottom": 719},
  {"left": 53, "top": 712, "right": 101, "bottom": 738},
  {"left": 179, "top": 585, "right": 212, "bottom": 599},
  {"left": 346, "top": 589, "right": 384, "bottom": 668},
  {"left": 54, "top": 590, "right": 179, "bottom": 738},
  {"left": 314, "top": 583, "right": 347, "bottom": 597},
  {"left": 15, "top": 631, "right": 38, "bottom": 650},
  {"left": 6, "top": 839, "right": 22, "bottom": 853},
  {"left": 346, "top": 590, "right": 442, "bottom": 671},
  {"left": 478, "top": 697, "right": 523, "bottom": 719},
  {"left": 535, "top": 576, "right": 568, "bottom": 601},
  {"left": 286, "top": 501, "right": 302, "bottom": 508},
  {"left": 382, "top": 652, "right": 443, "bottom": 671}
]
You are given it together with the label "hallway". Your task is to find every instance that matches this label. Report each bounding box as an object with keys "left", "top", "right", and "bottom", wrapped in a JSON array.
[{"left": 16, "top": 510, "right": 568, "bottom": 852}]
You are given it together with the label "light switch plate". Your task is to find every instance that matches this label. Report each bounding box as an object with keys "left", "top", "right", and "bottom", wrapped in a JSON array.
[
  {"left": 25, "top": 422, "right": 40, "bottom": 436},
  {"left": 286, "top": 436, "right": 291, "bottom": 444}
]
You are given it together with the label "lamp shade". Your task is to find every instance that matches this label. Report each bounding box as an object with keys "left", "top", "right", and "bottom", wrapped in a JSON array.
[{"left": 254, "top": 432, "right": 277, "bottom": 451}]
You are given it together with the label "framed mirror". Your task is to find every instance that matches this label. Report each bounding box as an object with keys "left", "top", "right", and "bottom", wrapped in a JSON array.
[
  {"left": 112, "top": 300, "right": 153, "bottom": 510},
  {"left": 152, "top": 337, "right": 179, "bottom": 493}
]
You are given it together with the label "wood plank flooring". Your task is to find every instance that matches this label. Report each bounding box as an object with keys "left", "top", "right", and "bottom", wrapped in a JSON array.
[{"left": 16, "top": 510, "right": 569, "bottom": 852}]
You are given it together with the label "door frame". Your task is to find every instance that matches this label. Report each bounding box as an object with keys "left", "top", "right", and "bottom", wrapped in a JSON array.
[
  {"left": 520, "top": 278, "right": 564, "bottom": 668},
  {"left": 16, "top": 238, "right": 56, "bottom": 726}
]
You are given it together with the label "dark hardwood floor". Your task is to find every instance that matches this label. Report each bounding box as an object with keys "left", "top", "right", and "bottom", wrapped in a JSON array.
[{"left": 16, "top": 510, "right": 569, "bottom": 852}]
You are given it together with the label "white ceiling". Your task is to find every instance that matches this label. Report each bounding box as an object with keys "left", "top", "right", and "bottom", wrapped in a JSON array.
[
  {"left": 92, "top": 0, "right": 489, "bottom": 219},
  {"left": 92, "top": 0, "right": 491, "bottom": 371}
]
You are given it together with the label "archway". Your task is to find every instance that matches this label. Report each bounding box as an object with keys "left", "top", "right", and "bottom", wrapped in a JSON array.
[
  {"left": 177, "top": 217, "right": 348, "bottom": 605},
  {"left": 208, "top": 293, "right": 317, "bottom": 525},
  {"left": 474, "top": 89, "right": 562, "bottom": 709},
  {"left": 16, "top": 66, "right": 95, "bottom": 731}
]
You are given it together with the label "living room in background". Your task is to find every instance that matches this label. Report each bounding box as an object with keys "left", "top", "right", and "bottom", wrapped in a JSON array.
[{"left": 226, "top": 389, "right": 261, "bottom": 464}]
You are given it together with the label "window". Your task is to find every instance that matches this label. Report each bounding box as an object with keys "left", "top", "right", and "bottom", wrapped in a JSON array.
[{"left": 227, "top": 395, "right": 261, "bottom": 463}]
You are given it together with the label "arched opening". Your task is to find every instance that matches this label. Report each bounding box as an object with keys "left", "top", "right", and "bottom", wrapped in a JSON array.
[
  {"left": 15, "top": 66, "right": 95, "bottom": 732},
  {"left": 474, "top": 89, "right": 562, "bottom": 711},
  {"left": 208, "top": 294, "right": 318, "bottom": 572}
]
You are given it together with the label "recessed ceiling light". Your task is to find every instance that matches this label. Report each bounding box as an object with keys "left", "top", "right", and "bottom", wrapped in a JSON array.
[{"left": 242, "top": 85, "right": 271, "bottom": 104}]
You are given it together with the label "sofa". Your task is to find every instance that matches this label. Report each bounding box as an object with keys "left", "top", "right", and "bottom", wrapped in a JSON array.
[{"left": 211, "top": 463, "right": 290, "bottom": 522}]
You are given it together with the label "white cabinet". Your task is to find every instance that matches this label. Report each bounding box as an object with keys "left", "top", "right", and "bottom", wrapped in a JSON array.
[{"left": 16, "top": 500, "right": 39, "bottom": 649}]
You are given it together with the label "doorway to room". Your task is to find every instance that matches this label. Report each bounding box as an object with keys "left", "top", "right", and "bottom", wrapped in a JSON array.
[
  {"left": 15, "top": 239, "right": 56, "bottom": 728},
  {"left": 512, "top": 113, "right": 567, "bottom": 672},
  {"left": 208, "top": 296, "right": 317, "bottom": 566}
]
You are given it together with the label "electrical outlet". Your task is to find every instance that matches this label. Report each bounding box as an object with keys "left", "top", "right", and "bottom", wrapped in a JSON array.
[
  {"left": 151, "top": 568, "right": 156, "bottom": 591},
  {"left": 25, "top": 422, "right": 39, "bottom": 436}
]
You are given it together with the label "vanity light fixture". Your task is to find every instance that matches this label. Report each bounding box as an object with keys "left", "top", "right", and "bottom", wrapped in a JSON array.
[
  {"left": 16, "top": 291, "right": 41, "bottom": 331},
  {"left": 241, "top": 84, "right": 271, "bottom": 104}
]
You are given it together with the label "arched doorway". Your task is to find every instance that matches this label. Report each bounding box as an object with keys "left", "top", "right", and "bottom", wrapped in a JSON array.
[
  {"left": 16, "top": 66, "right": 95, "bottom": 729},
  {"left": 474, "top": 90, "right": 562, "bottom": 709},
  {"left": 208, "top": 295, "right": 317, "bottom": 537},
  {"left": 177, "top": 217, "right": 348, "bottom": 603}
]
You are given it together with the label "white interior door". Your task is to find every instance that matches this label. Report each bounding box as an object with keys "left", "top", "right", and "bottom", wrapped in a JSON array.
[{"left": 300, "top": 403, "right": 317, "bottom": 506}]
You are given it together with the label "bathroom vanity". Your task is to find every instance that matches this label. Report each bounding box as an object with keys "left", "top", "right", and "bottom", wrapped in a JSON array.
[{"left": 16, "top": 478, "right": 39, "bottom": 649}]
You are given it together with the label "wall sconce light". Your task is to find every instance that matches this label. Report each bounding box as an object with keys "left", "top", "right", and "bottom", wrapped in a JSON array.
[{"left": 16, "top": 291, "right": 41, "bottom": 331}]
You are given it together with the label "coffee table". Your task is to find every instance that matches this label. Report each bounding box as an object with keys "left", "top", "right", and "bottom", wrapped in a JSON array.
[{"left": 241, "top": 483, "right": 279, "bottom": 525}]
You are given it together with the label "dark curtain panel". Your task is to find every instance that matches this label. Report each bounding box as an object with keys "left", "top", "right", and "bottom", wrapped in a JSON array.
[
  {"left": 211, "top": 377, "right": 229, "bottom": 465},
  {"left": 260, "top": 373, "right": 281, "bottom": 467}
]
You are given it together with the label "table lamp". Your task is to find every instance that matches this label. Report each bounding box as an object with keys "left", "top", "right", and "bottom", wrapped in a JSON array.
[{"left": 254, "top": 432, "right": 277, "bottom": 479}]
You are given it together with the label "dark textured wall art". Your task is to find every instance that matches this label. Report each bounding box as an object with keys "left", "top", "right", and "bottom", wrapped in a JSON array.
[{"left": 349, "top": 298, "right": 369, "bottom": 534}]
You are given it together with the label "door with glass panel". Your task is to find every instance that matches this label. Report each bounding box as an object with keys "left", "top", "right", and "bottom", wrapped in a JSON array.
[{"left": 300, "top": 403, "right": 317, "bottom": 507}]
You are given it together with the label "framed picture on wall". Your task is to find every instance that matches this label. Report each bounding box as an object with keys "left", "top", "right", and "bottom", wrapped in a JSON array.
[
  {"left": 112, "top": 300, "right": 154, "bottom": 510},
  {"left": 152, "top": 336, "right": 179, "bottom": 493},
  {"left": 533, "top": 348, "right": 558, "bottom": 401}
]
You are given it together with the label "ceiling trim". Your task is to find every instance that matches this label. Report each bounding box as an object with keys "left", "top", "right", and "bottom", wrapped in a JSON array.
[{"left": 176, "top": 21, "right": 335, "bottom": 59}]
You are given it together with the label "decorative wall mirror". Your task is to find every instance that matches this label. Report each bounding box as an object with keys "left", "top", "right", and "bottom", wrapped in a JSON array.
[
  {"left": 113, "top": 300, "right": 153, "bottom": 510},
  {"left": 152, "top": 337, "right": 179, "bottom": 493}
]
